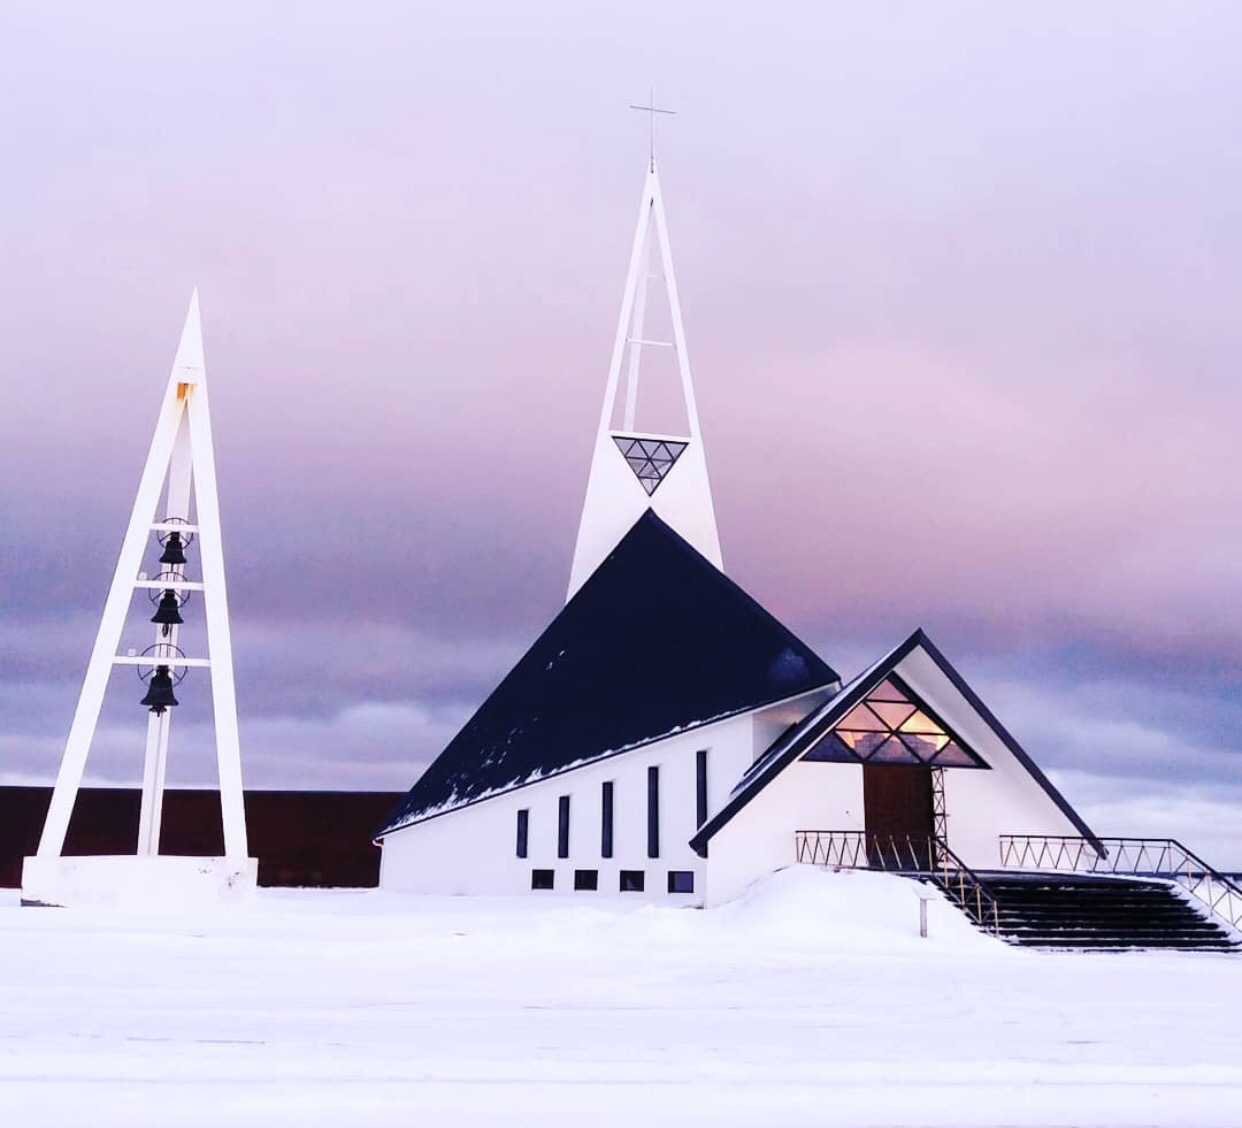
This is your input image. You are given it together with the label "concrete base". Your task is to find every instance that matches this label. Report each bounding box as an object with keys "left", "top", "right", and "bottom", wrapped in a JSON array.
[{"left": 20, "top": 854, "right": 258, "bottom": 908}]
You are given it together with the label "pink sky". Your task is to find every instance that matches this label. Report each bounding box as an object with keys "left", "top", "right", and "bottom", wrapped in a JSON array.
[{"left": 1, "top": 3, "right": 1240, "bottom": 864}]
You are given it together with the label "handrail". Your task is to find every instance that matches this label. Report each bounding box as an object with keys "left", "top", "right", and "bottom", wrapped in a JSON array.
[
  {"left": 795, "top": 830, "right": 1003, "bottom": 937},
  {"left": 999, "top": 834, "right": 1242, "bottom": 936}
]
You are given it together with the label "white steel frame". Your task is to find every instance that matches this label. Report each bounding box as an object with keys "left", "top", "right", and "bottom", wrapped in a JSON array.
[
  {"left": 36, "top": 292, "right": 249, "bottom": 863},
  {"left": 567, "top": 160, "right": 722, "bottom": 598}
]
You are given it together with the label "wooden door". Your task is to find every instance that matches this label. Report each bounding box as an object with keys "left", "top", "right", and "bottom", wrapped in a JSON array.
[{"left": 863, "top": 765, "right": 935, "bottom": 870}]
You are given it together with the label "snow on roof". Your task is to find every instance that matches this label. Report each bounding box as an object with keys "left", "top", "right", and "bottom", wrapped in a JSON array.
[{"left": 377, "top": 511, "right": 839, "bottom": 837}]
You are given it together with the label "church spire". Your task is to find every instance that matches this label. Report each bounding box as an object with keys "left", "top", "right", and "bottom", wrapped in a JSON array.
[{"left": 566, "top": 152, "right": 723, "bottom": 600}]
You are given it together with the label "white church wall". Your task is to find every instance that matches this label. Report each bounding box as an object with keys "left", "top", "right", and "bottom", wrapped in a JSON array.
[
  {"left": 704, "top": 761, "right": 865, "bottom": 908},
  {"left": 893, "top": 648, "right": 1089, "bottom": 870},
  {"left": 378, "top": 795, "right": 519, "bottom": 895},
  {"left": 381, "top": 710, "right": 770, "bottom": 904}
]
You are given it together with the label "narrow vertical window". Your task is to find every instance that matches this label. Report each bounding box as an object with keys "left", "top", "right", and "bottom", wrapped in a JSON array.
[
  {"left": 601, "top": 781, "right": 614, "bottom": 859},
  {"left": 695, "top": 749, "right": 708, "bottom": 828},
  {"left": 516, "top": 809, "right": 529, "bottom": 858},
  {"left": 558, "top": 795, "right": 570, "bottom": 859},
  {"left": 647, "top": 765, "right": 660, "bottom": 859}
]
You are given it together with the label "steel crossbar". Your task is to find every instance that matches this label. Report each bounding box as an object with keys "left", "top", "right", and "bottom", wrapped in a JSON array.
[{"left": 998, "top": 834, "right": 1242, "bottom": 935}]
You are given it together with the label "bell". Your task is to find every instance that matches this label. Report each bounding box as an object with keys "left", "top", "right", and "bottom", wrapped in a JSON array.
[
  {"left": 150, "top": 590, "right": 183, "bottom": 636},
  {"left": 139, "top": 665, "right": 179, "bottom": 714},
  {"left": 159, "top": 531, "right": 187, "bottom": 566}
]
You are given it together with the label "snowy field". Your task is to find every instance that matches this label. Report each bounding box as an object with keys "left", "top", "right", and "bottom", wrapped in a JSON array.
[{"left": 0, "top": 868, "right": 1239, "bottom": 1128}]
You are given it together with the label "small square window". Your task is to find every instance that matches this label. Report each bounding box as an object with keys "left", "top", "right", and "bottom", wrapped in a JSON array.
[
  {"left": 619, "top": 870, "right": 645, "bottom": 892},
  {"left": 667, "top": 870, "right": 695, "bottom": 894},
  {"left": 574, "top": 869, "right": 598, "bottom": 891},
  {"left": 531, "top": 869, "right": 554, "bottom": 890}
]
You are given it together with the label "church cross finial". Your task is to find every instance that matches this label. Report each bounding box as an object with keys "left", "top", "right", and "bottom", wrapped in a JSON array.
[{"left": 629, "top": 88, "right": 675, "bottom": 171}]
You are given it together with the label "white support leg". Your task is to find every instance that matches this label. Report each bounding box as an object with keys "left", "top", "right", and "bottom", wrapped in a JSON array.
[
  {"left": 622, "top": 228, "right": 653, "bottom": 433},
  {"left": 650, "top": 169, "right": 706, "bottom": 446},
  {"left": 568, "top": 161, "right": 722, "bottom": 599},
  {"left": 136, "top": 710, "right": 167, "bottom": 855},
  {"left": 26, "top": 290, "right": 256, "bottom": 906},
  {"left": 595, "top": 169, "right": 655, "bottom": 446},
  {"left": 187, "top": 377, "right": 248, "bottom": 860},
  {"left": 135, "top": 413, "right": 194, "bottom": 857},
  {"left": 37, "top": 388, "right": 188, "bottom": 858},
  {"left": 148, "top": 710, "right": 172, "bottom": 853}
]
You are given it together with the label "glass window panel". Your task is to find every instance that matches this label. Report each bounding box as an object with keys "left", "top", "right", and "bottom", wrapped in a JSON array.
[
  {"left": 867, "top": 678, "right": 910, "bottom": 703},
  {"left": 864, "top": 736, "right": 921, "bottom": 763},
  {"left": 898, "top": 709, "right": 944, "bottom": 736},
  {"left": 869, "top": 700, "right": 916, "bottom": 729},
  {"left": 835, "top": 702, "right": 888, "bottom": 733},
  {"left": 802, "top": 732, "right": 858, "bottom": 762},
  {"left": 851, "top": 732, "right": 891, "bottom": 759},
  {"left": 897, "top": 732, "right": 942, "bottom": 761},
  {"left": 932, "top": 742, "right": 978, "bottom": 767},
  {"left": 668, "top": 870, "right": 695, "bottom": 894},
  {"left": 647, "top": 766, "right": 660, "bottom": 859}
]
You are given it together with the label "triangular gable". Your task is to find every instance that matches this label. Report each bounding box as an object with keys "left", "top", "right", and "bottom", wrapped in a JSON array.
[
  {"left": 378, "top": 511, "right": 839, "bottom": 836},
  {"left": 801, "top": 671, "right": 987, "bottom": 768},
  {"left": 690, "top": 628, "right": 1101, "bottom": 857}
]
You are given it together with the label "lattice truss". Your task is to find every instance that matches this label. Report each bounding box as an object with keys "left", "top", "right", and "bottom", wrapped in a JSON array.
[
  {"left": 805, "top": 677, "right": 986, "bottom": 767},
  {"left": 612, "top": 435, "right": 688, "bottom": 495}
]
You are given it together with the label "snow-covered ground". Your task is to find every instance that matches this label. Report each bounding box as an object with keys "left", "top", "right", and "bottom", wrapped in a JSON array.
[{"left": 1, "top": 866, "right": 1239, "bottom": 1127}]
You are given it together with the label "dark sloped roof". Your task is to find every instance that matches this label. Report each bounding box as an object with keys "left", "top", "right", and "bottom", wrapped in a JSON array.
[
  {"left": 689, "top": 628, "right": 1102, "bottom": 857},
  {"left": 378, "top": 511, "right": 839, "bottom": 836}
]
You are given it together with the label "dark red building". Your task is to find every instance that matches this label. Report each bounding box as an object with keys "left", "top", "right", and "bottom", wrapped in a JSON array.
[{"left": 0, "top": 787, "right": 404, "bottom": 890}]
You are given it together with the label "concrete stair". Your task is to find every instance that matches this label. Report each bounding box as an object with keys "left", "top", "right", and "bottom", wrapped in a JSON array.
[{"left": 975, "top": 872, "right": 1241, "bottom": 952}]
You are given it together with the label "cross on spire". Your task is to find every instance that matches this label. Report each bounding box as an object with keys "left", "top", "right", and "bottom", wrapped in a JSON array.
[{"left": 629, "top": 89, "right": 676, "bottom": 171}]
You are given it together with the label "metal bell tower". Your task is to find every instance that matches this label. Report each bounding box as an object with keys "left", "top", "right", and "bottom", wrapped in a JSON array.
[{"left": 23, "top": 292, "right": 255, "bottom": 906}]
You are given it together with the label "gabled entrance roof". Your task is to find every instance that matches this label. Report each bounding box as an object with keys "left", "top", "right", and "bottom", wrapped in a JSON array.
[
  {"left": 689, "top": 628, "right": 1102, "bottom": 858},
  {"left": 378, "top": 511, "right": 839, "bottom": 837}
]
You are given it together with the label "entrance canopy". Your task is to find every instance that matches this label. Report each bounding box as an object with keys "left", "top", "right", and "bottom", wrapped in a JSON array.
[{"left": 690, "top": 628, "right": 1102, "bottom": 858}]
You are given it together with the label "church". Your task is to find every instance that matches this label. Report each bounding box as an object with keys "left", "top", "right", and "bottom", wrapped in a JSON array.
[{"left": 373, "top": 155, "right": 1102, "bottom": 910}]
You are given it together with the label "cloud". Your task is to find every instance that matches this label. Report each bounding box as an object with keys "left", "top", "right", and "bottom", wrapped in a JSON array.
[
  {"left": 1051, "top": 769, "right": 1242, "bottom": 872},
  {"left": 0, "top": 698, "right": 467, "bottom": 794}
]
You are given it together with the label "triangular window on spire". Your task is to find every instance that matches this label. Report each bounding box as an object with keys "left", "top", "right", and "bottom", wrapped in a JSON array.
[
  {"left": 802, "top": 674, "right": 988, "bottom": 768},
  {"left": 612, "top": 434, "right": 688, "bottom": 496}
]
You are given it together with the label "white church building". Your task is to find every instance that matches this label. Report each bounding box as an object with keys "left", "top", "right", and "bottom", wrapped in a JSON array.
[{"left": 374, "top": 157, "right": 1102, "bottom": 909}]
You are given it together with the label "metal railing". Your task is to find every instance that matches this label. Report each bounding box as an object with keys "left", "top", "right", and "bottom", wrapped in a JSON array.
[
  {"left": 795, "top": 830, "right": 1002, "bottom": 936},
  {"left": 999, "top": 834, "right": 1242, "bottom": 936}
]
